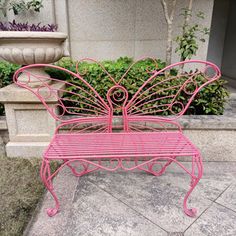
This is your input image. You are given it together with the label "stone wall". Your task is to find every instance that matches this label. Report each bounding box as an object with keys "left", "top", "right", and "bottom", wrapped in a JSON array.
[{"left": 4, "top": 0, "right": 214, "bottom": 61}]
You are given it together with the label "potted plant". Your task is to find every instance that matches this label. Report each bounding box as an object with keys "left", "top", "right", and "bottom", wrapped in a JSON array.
[{"left": 0, "top": 1, "right": 68, "bottom": 86}]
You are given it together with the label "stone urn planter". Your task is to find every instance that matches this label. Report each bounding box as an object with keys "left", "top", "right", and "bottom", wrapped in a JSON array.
[{"left": 0, "top": 31, "right": 68, "bottom": 86}]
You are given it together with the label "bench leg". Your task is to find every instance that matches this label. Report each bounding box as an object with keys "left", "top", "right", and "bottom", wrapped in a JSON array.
[
  {"left": 40, "top": 159, "right": 60, "bottom": 217},
  {"left": 183, "top": 154, "right": 203, "bottom": 217}
]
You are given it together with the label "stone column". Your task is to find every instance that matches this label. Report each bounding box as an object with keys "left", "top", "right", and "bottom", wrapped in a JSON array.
[{"left": 0, "top": 82, "right": 64, "bottom": 157}]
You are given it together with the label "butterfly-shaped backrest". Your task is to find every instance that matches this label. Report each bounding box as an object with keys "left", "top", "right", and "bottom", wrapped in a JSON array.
[
  {"left": 13, "top": 63, "right": 112, "bottom": 132},
  {"left": 125, "top": 60, "right": 221, "bottom": 118},
  {"left": 13, "top": 58, "right": 221, "bottom": 133}
]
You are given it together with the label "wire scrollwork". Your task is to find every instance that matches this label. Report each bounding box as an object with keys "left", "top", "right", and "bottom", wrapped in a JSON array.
[{"left": 13, "top": 59, "right": 221, "bottom": 133}]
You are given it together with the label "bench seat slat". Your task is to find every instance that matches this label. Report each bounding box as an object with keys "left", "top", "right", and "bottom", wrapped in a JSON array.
[{"left": 44, "top": 132, "right": 199, "bottom": 159}]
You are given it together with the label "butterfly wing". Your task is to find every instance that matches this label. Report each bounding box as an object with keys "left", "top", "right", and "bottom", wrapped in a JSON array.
[
  {"left": 125, "top": 60, "right": 221, "bottom": 131},
  {"left": 13, "top": 64, "right": 111, "bottom": 133}
]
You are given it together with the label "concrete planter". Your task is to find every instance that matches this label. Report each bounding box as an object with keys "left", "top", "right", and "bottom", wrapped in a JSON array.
[{"left": 0, "top": 31, "right": 68, "bottom": 86}]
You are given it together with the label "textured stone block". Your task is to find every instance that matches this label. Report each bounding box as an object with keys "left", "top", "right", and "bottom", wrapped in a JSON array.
[
  {"left": 135, "top": 0, "right": 166, "bottom": 40},
  {"left": 6, "top": 142, "right": 49, "bottom": 158},
  {"left": 134, "top": 40, "right": 166, "bottom": 60},
  {"left": 185, "top": 203, "right": 236, "bottom": 236},
  {"left": 4, "top": 103, "right": 56, "bottom": 142},
  {"left": 184, "top": 130, "right": 236, "bottom": 161},
  {"left": 70, "top": 40, "right": 135, "bottom": 60},
  {"left": 0, "top": 83, "right": 64, "bottom": 103},
  {"left": 0, "top": 82, "right": 64, "bottom": 157},
  {"left": 4, "top": 0, "right": 215, "bottom": 60},
  {"left": 68, "top": 0, "right": 136, "bottom": 41}
]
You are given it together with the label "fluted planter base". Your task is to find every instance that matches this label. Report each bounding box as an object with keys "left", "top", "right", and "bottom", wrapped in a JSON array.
[{"left": 0, "top": 31, "right": 68, "bottom": 87}]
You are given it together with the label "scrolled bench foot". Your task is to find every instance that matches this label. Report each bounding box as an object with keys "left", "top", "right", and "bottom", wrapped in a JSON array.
[
  {"left": 41, "top": 159, "right": 60, "bottom": 217},
  {"left": 47, "top": 208, "right": 59, "bottom": 217},
  {"left": 183, "top": 154, "right": 203, "bottom": 217},
  {"left": 184, "top": 208, "right": 197, "bottom": 217}
]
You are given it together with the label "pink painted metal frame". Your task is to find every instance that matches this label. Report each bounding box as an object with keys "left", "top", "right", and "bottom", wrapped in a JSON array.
[{"left": 13, "top": 58, "right": 221, "bottom": 218}]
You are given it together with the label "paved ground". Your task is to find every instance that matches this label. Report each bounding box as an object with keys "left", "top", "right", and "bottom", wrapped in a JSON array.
[{"left": 25, "top": 162, "right": 236, "bottom": 236}]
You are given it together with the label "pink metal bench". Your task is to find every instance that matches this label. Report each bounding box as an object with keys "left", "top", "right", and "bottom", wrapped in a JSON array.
[{"left": 13, "top": 58, "right": 221, "bottom": 217}]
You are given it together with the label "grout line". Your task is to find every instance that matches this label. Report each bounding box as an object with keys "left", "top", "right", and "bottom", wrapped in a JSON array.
[
  {"left": 87, "top": 179, "right": 169, "bottom": 233},
  {"left": 213, "top": 182, "right": 232, "bottom": 202},
  {"left": 184, "top": 182, "right": 236, "bottom": 233},
  {"left": 203, "top": 181, "right": 234, "bottom": 202},
  {"left": 212, "top": 181, "right": 236, "bottom": 214},
  {"left": 71, "top": 176, "right": 81, "bottom": 203},
  {"left": 214, "top": 201, "right": 236, "bottom": 215},
  {"left": 65, "top": 0, "right": 72, "bottom": 55}
]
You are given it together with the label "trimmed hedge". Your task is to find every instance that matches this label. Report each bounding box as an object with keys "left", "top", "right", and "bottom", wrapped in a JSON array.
[
  {"left": 0, "top": 57, "right": 229, "bottom": 116},
  {"left": 0, "top": 62, "right": 20, "bottom": 115},
  {"left": 49, "top": 57, "right": 229, "bottom": 115}
]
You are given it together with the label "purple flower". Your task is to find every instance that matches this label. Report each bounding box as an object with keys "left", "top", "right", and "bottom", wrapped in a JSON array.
[{"left": 0, "top": 20, "right": 58, "bottom": 32}]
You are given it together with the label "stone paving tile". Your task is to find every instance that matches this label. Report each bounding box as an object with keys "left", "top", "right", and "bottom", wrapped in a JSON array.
[
  {"left": 84, "top": 171, "right": 212, "bottom": 232},
  {"left": 198, "top": 162, "right": 236, "bottom": 202},
  {"left": 62, "top": 178, "right": 167, "bottom": 236},
  {"left": 216, "top": 182, "right": 236, "bottom": 212},
  {"left": 167, "top": 233, "right": 184, "bottom": 236},
  {"left": 185, "top": 203, "right": 236, "bottom": 236},
  {"left": 154, "top": 161, "right": 236, "bottom": 201},
  {"left": 26, "top": 168, "right": 78, "bottom": 236},
  {"left": 196, "top": 172, "right": 233, "bottom": 201},
  {"left": 25, "top": 162, "right": 236, "bottom": 235}
]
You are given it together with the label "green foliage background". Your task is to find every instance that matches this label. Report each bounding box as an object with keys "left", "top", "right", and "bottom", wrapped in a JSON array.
[
  {"left": 50, "top": 57, "right": 229, "bottom": 115},
  {"left": 0, "top": 57, "right": 229, "bottom": 116},
  {"left": 0, "top": 62, "right": 20, "bottom": 115}
]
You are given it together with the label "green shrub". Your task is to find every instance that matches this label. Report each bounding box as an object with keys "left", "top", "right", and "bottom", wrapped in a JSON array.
[
  {"left": 49, "top": 57, "right": 229, "bottom": 115},
  {"left": 0, "top": 61, "right": 20, "bottom": 115}
]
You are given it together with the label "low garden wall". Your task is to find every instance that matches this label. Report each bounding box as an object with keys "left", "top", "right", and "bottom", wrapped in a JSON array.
[{"left": 180, "top": 114, "right": 236, "bottom": 161}]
